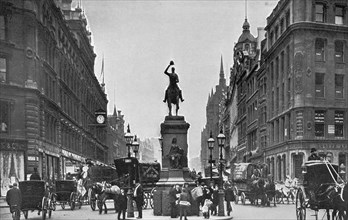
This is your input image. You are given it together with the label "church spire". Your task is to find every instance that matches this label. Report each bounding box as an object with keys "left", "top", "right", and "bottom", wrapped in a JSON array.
[
  {"left": 219, "top": 55, "right": 226, "bottom": 86},
  {"left": 113, "top": 105, "right": 117, "bottom": 116}
]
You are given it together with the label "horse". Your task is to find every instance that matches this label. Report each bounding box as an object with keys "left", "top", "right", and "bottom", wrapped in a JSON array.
[
  {"left": 250, "top": 178, "right": 267, "bottom": 206},
  {"left": 166, "top": 86, "right": 180, "bottom": 116},
  {"left": 91, "top": 182, "right": 120, "bottom": 214}
]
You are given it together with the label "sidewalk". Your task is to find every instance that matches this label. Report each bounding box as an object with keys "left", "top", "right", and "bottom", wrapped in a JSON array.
[{"left": 0, "top": 197, "right": 7, "bottom": 208}]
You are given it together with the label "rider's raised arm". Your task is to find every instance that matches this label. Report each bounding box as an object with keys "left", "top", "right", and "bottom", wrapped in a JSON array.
[{"left": 164, "top": 64, "right": 171, "bottom": 76}]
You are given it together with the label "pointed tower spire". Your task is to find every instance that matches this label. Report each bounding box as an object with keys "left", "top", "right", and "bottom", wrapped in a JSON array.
[
  {"left": 219, "top": 55, "right": 226, "bottom": 86},
  {"left": 113, "top": 105, "right": 117, "bottom": 116},
  {"left": 100, "top": 55, "right": 105, "bottom": 92}
]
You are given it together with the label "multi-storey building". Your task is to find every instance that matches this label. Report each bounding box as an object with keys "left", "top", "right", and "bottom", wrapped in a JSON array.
[
  {"left": 264, "top": 0, "right": 348, "bottom": 181},
  {"left": 200, "top": 57, "right": 227, "bottom": 176},
  {"left": 0, "top": 0, "right": 108, "bottom": 195},
  {"left": 106, "top": 106, "right": 126, "bottom": 164}
]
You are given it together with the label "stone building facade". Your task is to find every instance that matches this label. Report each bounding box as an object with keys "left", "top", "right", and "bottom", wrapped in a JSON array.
[
  {"left": 200, "top": 57, "right": 227, "bottom": 176},
  {"left": 0, "top": 0, "right": 108, "bottom": 195},
  {"left": 264, "top": 0, "right": 348, "bottom": 181}
]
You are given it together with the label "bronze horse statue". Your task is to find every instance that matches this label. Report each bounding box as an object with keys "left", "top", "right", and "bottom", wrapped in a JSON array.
[{"left": 163, "top": 61, "right": 184, "bottom": 116}]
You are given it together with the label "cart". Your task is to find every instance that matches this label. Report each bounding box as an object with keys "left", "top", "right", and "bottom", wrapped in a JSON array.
[
  {"left": 54, "top": 180, "right": 82, "bottom": 210},
  {"left": 19, "top": 180, "right": 54, "bottom": 220},
  {"left": 231, "top": 163, "right": 269, "bottom": 206},
  {"left": 295, "top": 160, "right": 347, "bottom": 220}
]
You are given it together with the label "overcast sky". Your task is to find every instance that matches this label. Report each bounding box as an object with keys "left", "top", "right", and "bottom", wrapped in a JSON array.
[{"left": 79, "top": 0, "right": 278, "bottom": 161}]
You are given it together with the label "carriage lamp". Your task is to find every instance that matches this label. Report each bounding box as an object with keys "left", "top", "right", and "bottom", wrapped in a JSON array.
[
  {"left": 301, "top": 163, "right": 307, "bottom": 174},
  {"left": 216, "top": 128, "right": 226, "bottom": 217},
  {"left": 207, "top": 131, "right": 215, "bottom": 180},
  {"left": 339, "top": 163, "right": 346, "bottom": 181},
  {"left": 124, "top": 124, "right": 134, "bottom": 158},
  {"left": 132, "top": 135, "right": 139, "bottom": 158}
]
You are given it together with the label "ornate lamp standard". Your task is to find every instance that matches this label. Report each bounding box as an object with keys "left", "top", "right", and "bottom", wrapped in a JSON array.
[
  {"left": 124, "top": 124, "right": 134, "bottom": 217},
  {"left": 216, "top": 128, "right": 226, "bottom": 216},
  {"left": 132, "top": 135, "right": 140, "bottom": 159},
  {"left": 207, "top": 131, "right": 215, "bottom": 181}
]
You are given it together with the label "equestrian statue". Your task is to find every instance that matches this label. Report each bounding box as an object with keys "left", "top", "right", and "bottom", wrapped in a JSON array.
[{"left": 163, "top": 60, "right": 184, "bottom": 116}]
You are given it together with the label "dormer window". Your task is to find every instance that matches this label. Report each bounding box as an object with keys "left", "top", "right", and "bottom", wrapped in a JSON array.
[
  {"left": 315, "top": 3, "right": 326, "bottom": 22},
  {"left": 245, "top": 44, "right": 250, "bottom": 53}
]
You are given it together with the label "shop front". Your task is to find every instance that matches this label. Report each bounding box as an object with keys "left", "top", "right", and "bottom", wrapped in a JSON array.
[{"left": 0, "top": 140, "right": 27, "bottom": 196}]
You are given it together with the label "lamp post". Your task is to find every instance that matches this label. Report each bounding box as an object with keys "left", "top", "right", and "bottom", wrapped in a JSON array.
[
  {"left": 216, "top": 128, "right": 226, "bottom": 216},
  {"left": 132, "top": 135, "right": 139, "bottom": 159},
  {"left": 124, "top": 124, "right": 134, "bottom": 217},
  {"left": 207, "top": 131, "right": 215, "bottom": 181}
]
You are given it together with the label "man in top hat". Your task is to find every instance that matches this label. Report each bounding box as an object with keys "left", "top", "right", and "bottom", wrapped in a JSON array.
[{"left": 308, "top": 148, "right": 321, "bottom": 161}]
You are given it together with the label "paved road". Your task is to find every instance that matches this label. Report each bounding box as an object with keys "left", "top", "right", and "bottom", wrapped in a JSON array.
[{"left": 0, "top": 201, "right": 321, "bottom": 220}]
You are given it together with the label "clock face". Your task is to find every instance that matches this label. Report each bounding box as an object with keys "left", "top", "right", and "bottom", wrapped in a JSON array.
[{"left": 96, "top": 115, "right": 105, "bottom": 124}]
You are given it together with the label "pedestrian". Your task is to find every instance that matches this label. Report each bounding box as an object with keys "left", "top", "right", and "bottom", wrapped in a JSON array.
[
  {"left": 6, "top": 182, "right": 22, "bottom": 215},
  {"left": 202, "top": 198, "right": 212, "bottom": 219},
  {"left": 117, "top": 188, "right": 127, "bottom": 220},
  {"left": 191, "top": 181, "right": 203, "bottom": 216},
  {"left": 178, "top": 184, "right": 191, "bottom": 220},
  {"left": 224, "top": 183, "right": 235, "bottom": 216},
  {"left": 210, "top": 184, "right": 219, "bottom": 215},
  {"left": 133, "top": 182, "right": 143, "bottom": 219},
  {"left": 308, "top": 148, "right": 321, "bottom": 161},
  {"left": 30, "top": 167, "right": 41, "bottom": 180},
  {"left": 169, "top": 184, "right": 181, "bottom": 218}
]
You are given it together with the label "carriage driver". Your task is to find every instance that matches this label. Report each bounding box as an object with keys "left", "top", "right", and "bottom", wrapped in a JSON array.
[{"left": 163, "top": 61, "right": 184, "bottom": 103}]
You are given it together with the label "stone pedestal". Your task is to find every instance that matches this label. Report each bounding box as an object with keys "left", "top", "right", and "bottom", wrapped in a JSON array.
[{"left": 154, "top": 116, "right": 197, "bottom": 216}]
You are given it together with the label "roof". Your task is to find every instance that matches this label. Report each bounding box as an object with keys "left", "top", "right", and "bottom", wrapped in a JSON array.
[{"left": 237, "top": 19, "right": 256, "bottom": 43}]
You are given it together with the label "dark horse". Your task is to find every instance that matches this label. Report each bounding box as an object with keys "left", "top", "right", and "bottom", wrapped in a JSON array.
[
  {"left": 251, "top": 178, "right": 267, "bottom": 206},
  {"left": 91, "top": 182, "right": 120, "bottom": 214},
  {"left": 166, "top": 86, "right": 180, "bottom": 116}
]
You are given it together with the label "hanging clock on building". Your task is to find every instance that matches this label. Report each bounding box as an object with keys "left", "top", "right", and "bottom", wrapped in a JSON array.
[
  {"left": 95, "top": 108, "right": 106, "bottom": 125},
  {"left": 96, "top": 115, "right": 105, "bottom": 124}
]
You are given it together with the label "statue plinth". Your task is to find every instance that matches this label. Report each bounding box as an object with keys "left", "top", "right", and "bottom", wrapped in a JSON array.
[{"left": 154, "top": 116, "right": 197, "bottom": 216}]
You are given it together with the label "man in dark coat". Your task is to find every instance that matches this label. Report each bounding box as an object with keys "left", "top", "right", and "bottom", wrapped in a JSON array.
[
  {"left": 224, "top": 183, "right": 235, "bottom": 216},
  {"left": 6, "top": 183, "right": 22, "bottom": 213},
  {"left": 308, "top": 148, "right": 321, "bottom": 161},
  {"left": 133, "top": 182, "right": 144, "bottom": 218},
  {"left": 30, "top": 167, "right": 41, "bottom": 180},
  {"left": 169, "top": 184, "right": 181, "bottom": 218},
  {"left": 116, "top": 188, "right": 128, "bottom": 220}
]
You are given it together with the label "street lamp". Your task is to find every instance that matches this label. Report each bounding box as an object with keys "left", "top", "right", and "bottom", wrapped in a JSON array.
[
  {"left": 132, "top": 135, "right": 139, "bottom": 159},
  {"left": 216, "top": 127, "right": 226, "bottom": 216},
  {"left": 124, "top": 124, "right": 134, "bottom": 158},
  {"left": 207, "top": 131, "right": 215, "bottom": 181},
  {"left": 124, "top": 124, "right": 134, "bottom": 217}
]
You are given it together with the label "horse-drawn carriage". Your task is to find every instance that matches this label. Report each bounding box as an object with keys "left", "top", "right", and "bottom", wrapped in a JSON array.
[
  {"left": 54, "top": 180, "right": 82, "bottom": 210},
  {"left": 231, "top": 163, "right": 276, "bottom": 206},
  {"left": 295, "top": 160, "right": 347, "bottom": 220},
  {"left": 19, "top": 180, "right": 55, "bottom": 220},
  {"left": 114, "top": 158, "right": 161, "bottom": 209},
  {"left": 84, "top": 165, "right": 119, "bottom": 211}
]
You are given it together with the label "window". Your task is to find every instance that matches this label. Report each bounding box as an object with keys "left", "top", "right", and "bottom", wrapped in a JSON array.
[
  {"left": 315, "top": 39, "right": 325, "bottom": 61},
  {"left": 296, "top": 111, "right": 304, "bottom": 137},
  {"left": 315, "top": 110, "right": 325, "bottom": 137},
  {"left": 286, "top": 11, "right": 290, "bottom": 27},
  {"left": 315, "top": 73, "right": 325, "bottom": 97},
  {"left": 0, "top": 58, "right": 6, "bottom": 83},
  {"left": 315, "top": 4, "right": 326, "bottom": 22},
  {"left": 280, "top": 18, "right": 284, "bottom": 34},
  {"left": 335, "top": 111, "right": 344, "bottom": 137},
  {"left": 335, "top": 74, "right": 344, "bottom": 98},
  {"left": 335, "top": 6, "right": 344, "bottom": 25},
  {"left": 335, "top": 41, "right": 344, "bottom": 63},
  {"left": 0, "top": 100, "right": 9, "bottom": 133},
  {"left": 0, "top": 15, "right": 5, "bottom": 40}
]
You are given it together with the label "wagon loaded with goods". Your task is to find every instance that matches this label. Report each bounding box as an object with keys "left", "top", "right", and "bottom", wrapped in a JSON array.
[{"left": 19, "top": 180, "right": 55, "bottom": 220}]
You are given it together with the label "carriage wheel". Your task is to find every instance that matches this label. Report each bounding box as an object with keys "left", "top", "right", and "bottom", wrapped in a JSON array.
[
  {"left": 23, "top": 210, "right": 28, "bottom": 219},
  {"left": 70, "top": 192, "right": 76, "bottom": 210},
  {"left": 241, "top": 192, "right": 246, "bottom": 205},
  {"left": 88, "top": 188, "right": 96, "bottom": 211},
  {"left": 295, "top": 188, "right": 306, "bottom": 220}
]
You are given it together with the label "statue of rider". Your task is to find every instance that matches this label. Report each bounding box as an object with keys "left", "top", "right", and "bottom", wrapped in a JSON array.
[{"left": 163, "top": 61, "right": 184, "bottom": 103}]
